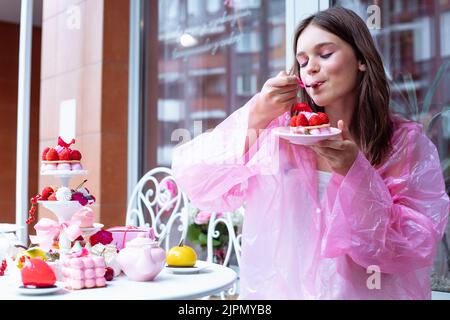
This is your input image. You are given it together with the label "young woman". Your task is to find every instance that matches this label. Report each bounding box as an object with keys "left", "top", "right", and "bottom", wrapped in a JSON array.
[{"left": 172, "top": 7, "right": 449, "bottom": 299}]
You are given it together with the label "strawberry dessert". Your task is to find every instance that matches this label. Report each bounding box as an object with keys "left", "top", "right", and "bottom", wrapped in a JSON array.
[
  {"left": 289, "top": 103, "right": 332, "bottom": 135},
  {"left": 41, "top": 137, "right": 83, "bottom": 173},
  {"left": 21, "top": 258, "right": 57, "bottom": 288}
]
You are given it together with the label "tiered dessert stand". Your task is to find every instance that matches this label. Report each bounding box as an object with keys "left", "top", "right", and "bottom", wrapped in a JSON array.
[{"left": 37, "top": 168, "right": 101, "bottom": 254}]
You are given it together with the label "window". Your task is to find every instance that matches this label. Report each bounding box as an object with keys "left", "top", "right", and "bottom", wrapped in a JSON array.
[
  {"left": 207, "top": 0, "right": 221, "bottom": 13},
  {"left": 442, "top": 11, "right": 450, "bottom": 57},
  {"left": 332, "top": 0, "right": 450, "bottom": 286},
  {"left": 236, "top": 74, "right": 257, "bottom": 95},
  {"left": 413, "top": 17, "right": 433, "bottom": 62},
  {"left": 236, "top": 31, "right": 261, "bottom": 53},
  {"left": 142, "top": 0, "right": 287, "bottom": 168}
]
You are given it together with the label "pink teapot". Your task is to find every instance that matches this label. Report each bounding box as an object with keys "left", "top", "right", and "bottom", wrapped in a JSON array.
[{"left": 116, "top": 229, "right": 166, "bottom": 281}]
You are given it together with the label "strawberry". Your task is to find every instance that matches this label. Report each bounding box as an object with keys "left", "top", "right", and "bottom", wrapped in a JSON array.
[
  {"left": 296, "top": 113, "right": 309, "bottom": 127},
  {"left": 289, "top": 116, "right": 298, "bottom": 127},
  {"left": 317, "top": 112, "right": 329, "bottom": 124},
  {"left": 59, "top": 148, "right": 71, "bottom": 161},
  {"left": 45, "top": 148, "right": 59, "bottom": 161},
  {"left": 309, "top": 114, "right": 322, "bottom": 126},
  {"left": 70, "top": 150, "right": 82, "bottom": 161},
  {"left": 41, "top": 147, "right": 50, "bottom": 161},
  {"left": 294, "top": 102, "right": 313, "bottom": 113},
  {"left": 41, "top": 187, "right": 54, "bottom": 200},
  {"left": 47, "top": 193, "right": 57, "bottom": 201}
]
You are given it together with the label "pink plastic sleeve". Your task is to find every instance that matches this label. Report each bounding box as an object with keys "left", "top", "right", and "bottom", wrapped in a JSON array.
[
  {"left": 172, "top": 94, "right": 283, "bottom": 212},
  {"left": 322, "top": 126, "right": 449, "bottom": 274}
]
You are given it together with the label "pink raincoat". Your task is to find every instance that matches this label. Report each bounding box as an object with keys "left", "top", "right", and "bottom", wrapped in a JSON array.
[{"left": 172, "top": 94, "right": 449, "bottom": 299}]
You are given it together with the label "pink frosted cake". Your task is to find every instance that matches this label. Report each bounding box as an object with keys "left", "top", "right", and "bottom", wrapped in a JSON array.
[
  {"left": 61, "top": 248, "right": 106, "bottom": 290},
  {"left": 72, "top": 207, "right": 95, "bottom": 228},
  {"left": 289, "top": 103, "right": 332, "bottom": 135},
  {"left": 41, "top": 136, "right": 84, "bottom": 173}
]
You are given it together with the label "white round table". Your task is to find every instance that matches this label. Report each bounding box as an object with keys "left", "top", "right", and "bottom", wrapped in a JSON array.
[{"left": 0, "top": 261, "right": 237, "bottom": 300}]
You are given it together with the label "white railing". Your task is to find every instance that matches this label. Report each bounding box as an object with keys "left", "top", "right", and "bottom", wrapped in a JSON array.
[
  {"left": 206, "top": 210, "right": 243, "bottom": 299},
  {"left": 125, "top": 167, "right": 189, "bottom": 251}
]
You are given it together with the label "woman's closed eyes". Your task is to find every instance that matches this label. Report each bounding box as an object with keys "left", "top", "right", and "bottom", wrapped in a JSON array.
[{"left": 299, "top": 52, "right": 334, "bottom": 68}]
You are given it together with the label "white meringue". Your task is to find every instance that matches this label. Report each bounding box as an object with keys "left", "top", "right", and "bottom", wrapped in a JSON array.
[{"left": 56, "top": 187, "right": 72, "bottom": 201}]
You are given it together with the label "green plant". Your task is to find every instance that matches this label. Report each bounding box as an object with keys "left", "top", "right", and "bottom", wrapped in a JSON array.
[
  {"left": 186, "top": 221, "right": 230, "bottom": 249},
  {"left": 186, "top": 208, "right": 244, "bottom": 265},
  {"left": 390, "top": 61, "right": 450, "bottom": 121},
  {"left": 390, "top": 62, "right": 450, "bottom": 287},
  {"left": 390, "top": 61, "right": 450, "bottom": 181}
]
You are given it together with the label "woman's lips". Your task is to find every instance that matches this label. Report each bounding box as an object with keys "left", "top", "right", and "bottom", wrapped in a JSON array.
[{"left": 306, "top": 81, "right": 326, "bottom": 89}]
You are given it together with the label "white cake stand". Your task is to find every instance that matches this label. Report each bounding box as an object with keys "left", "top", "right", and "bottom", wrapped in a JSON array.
[
  {"left": 35, "top": 167, "right": 94, "bottom": 255},
  {"left": 40, "top": 170, "right": 88, "bottom": 187},
  {"left": 37, "top": 200, "right": 84, "bottom": 254}
]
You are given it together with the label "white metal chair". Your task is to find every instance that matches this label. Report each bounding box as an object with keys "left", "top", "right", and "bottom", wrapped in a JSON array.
[
  {"left": 125, "top": 167, "right": 190, "bottom": 251},
  {"left": 206, "top": 209, "right": 244, "bottom": 299}
]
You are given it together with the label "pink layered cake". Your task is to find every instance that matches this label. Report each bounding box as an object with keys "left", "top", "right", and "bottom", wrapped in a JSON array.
[
  {"left": 289, "top": 103, "right": 332, "bottom": 135},
  {"left": 72, "top": 207, "right": 95, "bottom": 228},
  {"left": 61, "top": 249, "right": 106, "bottom": 290},
  {"left": 41, "top": 136, "right": 84, "bottom": 173}
]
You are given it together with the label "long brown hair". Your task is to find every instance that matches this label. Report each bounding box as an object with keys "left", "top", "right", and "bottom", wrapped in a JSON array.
[{"left": 291, "top": 7, "right": 393, "bottom": 166}]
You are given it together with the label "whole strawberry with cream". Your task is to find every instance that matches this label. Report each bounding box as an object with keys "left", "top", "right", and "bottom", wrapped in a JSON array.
[{"left": 289, "top": 103, "right": 331, "bottom": 135}]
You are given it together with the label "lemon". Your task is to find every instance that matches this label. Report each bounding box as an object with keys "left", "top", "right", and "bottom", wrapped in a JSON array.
[
  {"left": 16, "top": 247, "right": 49, "bottom": 269},
  {"left": 25, "top": 247, "right": 48, "bottom": 260},
  {"left": 166, "top": 245, "right": 197, "bottom": 267}
]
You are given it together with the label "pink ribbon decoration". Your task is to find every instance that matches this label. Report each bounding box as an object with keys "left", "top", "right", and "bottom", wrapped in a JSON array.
[{"left": 29, "top": 218, "right": 82, "bottom": 251}]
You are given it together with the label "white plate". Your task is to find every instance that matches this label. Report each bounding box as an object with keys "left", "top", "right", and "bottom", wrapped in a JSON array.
[
  {"left": 0, "top": 224, "right": 24, "bottom": 233},
  {"left": 80, "top": 223, "right": 104, "bottom": 233},
  {"left": 165, "top": 261, "right": 210, "bottom": 274},
  {"left": 80, "top": 223, "right": 104, "bottom": 237},
  {"left": 17, "top": 282, "right": 64, "bottom": 295},
  {"left": 273, "top": 126, "right": 342, "bottom": 145}
]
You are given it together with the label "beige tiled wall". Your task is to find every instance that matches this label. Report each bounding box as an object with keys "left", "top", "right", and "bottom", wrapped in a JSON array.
[{"left": 38, "top": 0, "right": 129, "bottom": 228}]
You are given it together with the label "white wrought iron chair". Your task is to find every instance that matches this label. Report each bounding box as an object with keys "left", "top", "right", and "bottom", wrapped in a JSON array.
[
  {"left": 125, "top": 167, "right": 190, "bottom": 251},
  {"left": 206, "top": 209, "right": 244, "bottom": 299}
]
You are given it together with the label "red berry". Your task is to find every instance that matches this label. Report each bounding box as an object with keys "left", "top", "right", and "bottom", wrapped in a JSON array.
[
  {"left": 309, "top": 115, "right": 322, "bottom": 126},
  {"left": 104, "top": 267, "right": 114, "bottom": 281},
  {"left": 0, "top": 259, "right": 7, "bottom": 276},
  {"left": 317, "top": 112, "right": 329, "bottom": 124},
  {"left": 59, "top": 148, "right": 71, "bottom": 161},
  {"left": 294, "top": 102, "right": 313, "bottom": 113},
  {"left": 289, "top": 116, "right": 298, "bottom": 127},
  {"left": 70, "top": 150, "right": 82, "bottom": 161},
  {"left": 47, "top": 193, "right": 58, "bottom": 201},
  {"left": 46, "top": 148, "right": 59, "bottom": 161},
  {"left": 296, "top": 113, "right": 309, "bottom": 127},
  {"left": 41, "top": 147, "right": 50, "bottom": 161},
  {"left": 41, "top": 187, "right": 54, "bottom": 200}
]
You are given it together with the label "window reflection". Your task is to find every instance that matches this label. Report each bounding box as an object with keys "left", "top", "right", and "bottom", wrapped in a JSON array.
[
  {"left": 143, "top": 0, "right": 286, "bottom": 168},
  {"left": 332, "top": 0, "right": 449, "bottom": 138},
  {"left": 333, "top": 0, "right": 450, "bottom": 287}
]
